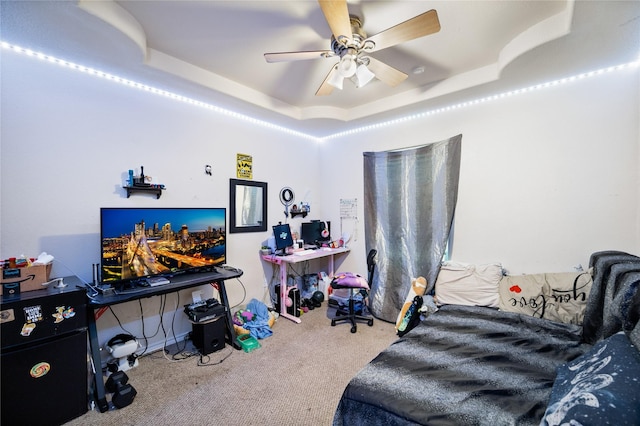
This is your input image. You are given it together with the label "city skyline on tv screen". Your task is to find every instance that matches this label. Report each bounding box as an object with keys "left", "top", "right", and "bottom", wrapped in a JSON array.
[{"left": 100, "top": 208, "right": 226, "bottom": 283}]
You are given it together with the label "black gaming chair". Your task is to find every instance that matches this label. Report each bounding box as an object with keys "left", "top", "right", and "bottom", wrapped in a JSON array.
[{"left": 330, "top": 249, "right": 377, "bottom": 333}]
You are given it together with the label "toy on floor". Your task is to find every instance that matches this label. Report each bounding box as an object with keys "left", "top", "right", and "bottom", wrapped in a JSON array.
[
  {"left": 105, "top": 333, "right": 139, "bottom": 373},
  {"left": 395, "top": 277, "right": 428, "bottom": 336}
]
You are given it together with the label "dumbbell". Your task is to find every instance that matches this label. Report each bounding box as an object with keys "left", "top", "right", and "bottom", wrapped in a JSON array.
[{"left": 105, "top": 370, "right": 137, "bottom": 409}]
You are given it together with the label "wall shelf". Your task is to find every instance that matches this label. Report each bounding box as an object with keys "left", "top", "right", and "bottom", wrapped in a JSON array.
[
  {"left": 123, "top": 186, "right": 164, "bottom": 199},
  {"left": 290, "top": 210, "right": 308, "bottom": 218}
]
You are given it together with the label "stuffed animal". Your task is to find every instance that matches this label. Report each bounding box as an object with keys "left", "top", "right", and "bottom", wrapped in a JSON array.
[{"left": 395, "top": 276, "right": 428, "bottom": 334}]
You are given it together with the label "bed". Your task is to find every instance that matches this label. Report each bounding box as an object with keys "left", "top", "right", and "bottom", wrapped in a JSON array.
[{"left": 333, "top": 251, "right": 640, "bottom": 426}]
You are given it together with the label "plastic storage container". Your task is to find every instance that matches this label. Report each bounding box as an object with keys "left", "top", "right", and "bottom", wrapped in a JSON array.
[{"left": 236, "top": 334, "right": 261, "bottom": 353}]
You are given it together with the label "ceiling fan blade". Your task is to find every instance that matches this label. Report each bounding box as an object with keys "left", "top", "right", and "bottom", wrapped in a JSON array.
[
  {"left": 318, "top": 0, "right": 352, "bottom": 43},
  {"left": 365, "top": 9, "right": 440, "bottom": 53},
  {"left": 366, "top": 57, "right": 408, "bottom": 87},
  {"left": 264, "top": 50, "right": 333, "bottom": 63},
  {"left": 315, "top": 64, "right": 338, "bottom": 96}
]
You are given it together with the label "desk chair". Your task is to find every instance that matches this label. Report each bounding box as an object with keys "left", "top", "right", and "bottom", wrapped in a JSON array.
[{"left": 330, "top": 249, "right": 377, "bottom": 333}]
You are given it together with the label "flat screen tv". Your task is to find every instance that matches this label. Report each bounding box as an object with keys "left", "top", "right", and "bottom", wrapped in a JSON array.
[{"left": 100, "top": 207, "right": 226, "bottom": 285}]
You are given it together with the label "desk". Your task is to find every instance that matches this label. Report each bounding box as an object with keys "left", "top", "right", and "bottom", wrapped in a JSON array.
[
  {"left": 261, "top": 248, "right": 349, "bottom": 323},
  {"left": 85, "top": 267, "right": 242, "bottom": 412}
]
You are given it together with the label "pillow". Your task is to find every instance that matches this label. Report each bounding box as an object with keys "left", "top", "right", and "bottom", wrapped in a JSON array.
[
  {"left": 541, "top": 332, "right": 640, "bottom": 426},
  {"left": 499, "top": 272, "right": 592, "bottom": 324},
  {"left": 434, "top": 261, "right": 502, "bottom": 307},
  {"left": 331, "top": 272, "right": 369, "bottom": 289},
  {"left": 546, "top": 272, "right": 592, "bottom": 324}
]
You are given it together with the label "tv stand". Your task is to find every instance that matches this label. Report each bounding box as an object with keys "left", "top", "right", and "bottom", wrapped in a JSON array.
[{"left": 85, "top": 267, "right": 242, "bottom": 413}]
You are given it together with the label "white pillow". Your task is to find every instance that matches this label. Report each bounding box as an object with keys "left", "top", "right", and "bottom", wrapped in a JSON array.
[
  {"left": 499, "top": 271, "right": 593, "bottom": 324},
  {"left": 434, "top": 261, "right": 503, "bottom": 307}
]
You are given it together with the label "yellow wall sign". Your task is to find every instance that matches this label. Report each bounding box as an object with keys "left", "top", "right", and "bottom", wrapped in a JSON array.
[{"left": 236, "top": 153, "right": 253, "bottom": 179}]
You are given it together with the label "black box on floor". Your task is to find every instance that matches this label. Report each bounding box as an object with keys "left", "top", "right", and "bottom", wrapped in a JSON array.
[
  {"left": 275, "top": 285, "right": 300, "bottom": 317},
  {"left": 191, "top": 316, "right": 226, "bottom": 355}
]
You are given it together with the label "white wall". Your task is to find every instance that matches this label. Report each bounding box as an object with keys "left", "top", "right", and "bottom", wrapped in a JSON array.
[
  {"left": 0, "top": 52, "right": 324, "bottom": 352},
  {"left": 2, "top": 51, "right": 639, "bottom": 352},
  {"left": 320, "top": 67, "right": 640, "bottom": 276}
]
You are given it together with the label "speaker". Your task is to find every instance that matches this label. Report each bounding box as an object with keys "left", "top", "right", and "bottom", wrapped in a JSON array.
[{"left": 191, "top": 317, "right": 226, "bottom": 355}]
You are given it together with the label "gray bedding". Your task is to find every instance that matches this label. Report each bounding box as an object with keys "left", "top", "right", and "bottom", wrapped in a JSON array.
[
  {"left": 333, "top": 305, "right": 590, "bottom": 426},
  {"left": 333, "top": 251, "right": 640, "bottom": 426}
]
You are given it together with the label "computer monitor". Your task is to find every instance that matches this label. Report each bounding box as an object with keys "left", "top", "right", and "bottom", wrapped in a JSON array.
[
  {"left": 300, "top": 221, "right": 331, "bottom": 246},
  {"left": 272, "top": 223, "right": 294, "bottom": 254}
]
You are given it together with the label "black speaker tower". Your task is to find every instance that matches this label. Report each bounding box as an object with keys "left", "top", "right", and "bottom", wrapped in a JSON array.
[
  {"left": 274, "top": 285, "right": 301, "bottom": 317},
  {"left": 192, "top": 317, "right": 226, "bottom": 355}
]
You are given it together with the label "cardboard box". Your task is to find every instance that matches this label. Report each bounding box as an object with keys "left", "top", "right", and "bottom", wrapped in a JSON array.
[{"left": 0, "top": 264, "right": 52, "bottom": 296}]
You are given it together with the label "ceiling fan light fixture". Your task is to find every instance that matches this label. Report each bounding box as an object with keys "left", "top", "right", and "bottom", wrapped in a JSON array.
[
  {"left": 362, "top": 40, "right": 375, "bottom": 51},
  {"left": 328, "top": 66, "right": 344, "bottom": 90},
  {"left": 338, "top": 54, "right": 357, "bottom": 78},
  {"left": 355, "top": 63, "right": 375, "bottom": 88}
]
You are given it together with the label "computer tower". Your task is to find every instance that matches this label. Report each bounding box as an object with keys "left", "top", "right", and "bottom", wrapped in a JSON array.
[
  {"left": 191, "top": 316, "right": 226, "bottom": 355},
  {"left": 274, "top": 285, "right": 301, "bottom": 317}
]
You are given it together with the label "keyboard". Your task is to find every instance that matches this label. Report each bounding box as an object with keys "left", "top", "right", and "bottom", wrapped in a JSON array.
[{"left": 292, "top": 249, "right": 316, "bottom": 256}]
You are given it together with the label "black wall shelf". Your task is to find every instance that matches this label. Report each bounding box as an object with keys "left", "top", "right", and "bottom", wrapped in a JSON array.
[{"left": 123, "top": 186, "right": 164, "bottom": 199}]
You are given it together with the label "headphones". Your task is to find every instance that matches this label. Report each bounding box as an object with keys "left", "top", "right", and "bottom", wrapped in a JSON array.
[
  {"left": 283, "top": 286, "right": 298, "bottom": 307},
  {"left": 320, "top": 222, "right": 329, "bottom": 239}
]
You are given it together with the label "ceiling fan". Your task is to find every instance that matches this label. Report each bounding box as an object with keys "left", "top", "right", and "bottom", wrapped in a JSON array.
[{"left": 264, "top": 0, "right": 440, "bottom": 96}]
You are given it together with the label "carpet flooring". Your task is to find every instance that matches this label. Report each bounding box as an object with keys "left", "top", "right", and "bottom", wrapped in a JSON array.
[{"left": 65, "top": 305, "right": 397, "bottom": 425}]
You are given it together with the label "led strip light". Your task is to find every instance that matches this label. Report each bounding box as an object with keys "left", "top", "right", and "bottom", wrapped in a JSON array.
[
  {"left": 2, "top": 41, "right": 638, "bottom": 142},
  {"left": 323, "top": 60, "right": 640, "bottom": 141},
  {"left": 0, "top": 41, "right": 316, "bottom": 141}
]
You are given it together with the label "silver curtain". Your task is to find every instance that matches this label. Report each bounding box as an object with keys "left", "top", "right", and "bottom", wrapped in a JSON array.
[{"left": 364, "top": 134, "right": 462, "bottom": 322}]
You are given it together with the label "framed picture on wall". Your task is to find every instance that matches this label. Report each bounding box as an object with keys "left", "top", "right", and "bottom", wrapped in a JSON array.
[{"left": 229, "top": 179, "right": 267, "bottom": 233}]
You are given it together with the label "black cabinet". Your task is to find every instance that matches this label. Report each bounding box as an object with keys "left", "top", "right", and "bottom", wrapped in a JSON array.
[{"left": 1, "top": 285, "right": 88, "bottom": 425}]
